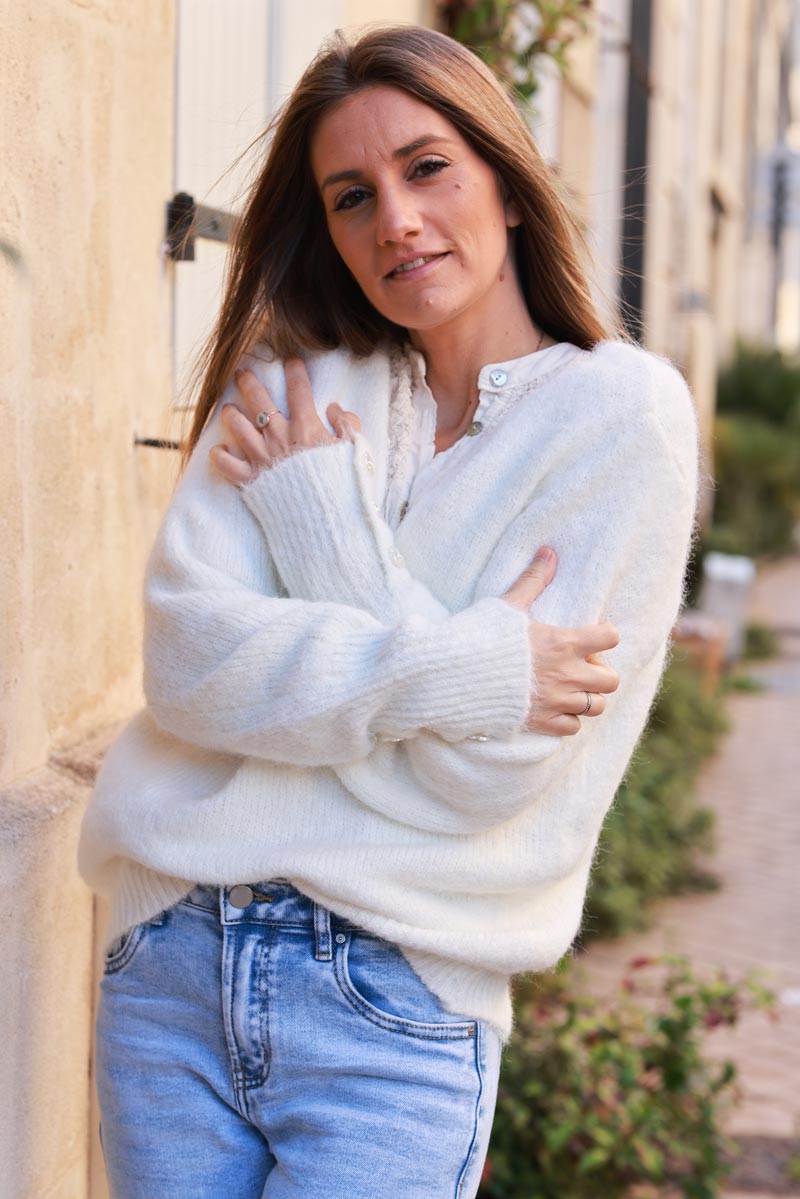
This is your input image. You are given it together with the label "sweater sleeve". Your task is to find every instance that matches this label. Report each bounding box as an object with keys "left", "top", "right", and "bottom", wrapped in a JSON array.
[
  {"left": 141, "top": 407, "right": 533, "bottom": 767},
  {"left": 239, "top": 358, "right": 701, "bottom": 833}
]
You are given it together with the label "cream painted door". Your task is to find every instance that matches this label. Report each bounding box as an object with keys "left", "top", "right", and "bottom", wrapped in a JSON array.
[{"left": 172, "top": 0, "right": 346, "bottom": 407}]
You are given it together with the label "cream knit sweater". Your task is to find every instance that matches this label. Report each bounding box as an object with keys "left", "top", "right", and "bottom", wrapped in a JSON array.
[{"left": 77, "top": 337, "right": 701, "bottom": 1045}]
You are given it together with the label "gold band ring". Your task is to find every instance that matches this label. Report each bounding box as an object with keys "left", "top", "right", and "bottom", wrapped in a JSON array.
[{"left": 256, "top": 410, "right": 281, "bottom": 429}]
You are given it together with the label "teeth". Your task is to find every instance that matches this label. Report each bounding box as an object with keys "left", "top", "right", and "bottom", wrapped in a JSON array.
[{"left": 392, "top": 255, "right": 438, "bottom": 275}]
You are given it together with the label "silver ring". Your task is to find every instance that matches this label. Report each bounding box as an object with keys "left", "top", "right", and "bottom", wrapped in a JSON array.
[
  {"left": 256, "top": 410, "right": 280, "bottom": 429},
  {"left": 581, "top": 692, "right": 593, "bottom": 715}
]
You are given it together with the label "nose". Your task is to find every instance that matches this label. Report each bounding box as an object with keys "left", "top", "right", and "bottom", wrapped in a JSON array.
[{"left": 375, "top": 185, "right": 422, "bottom": 245}]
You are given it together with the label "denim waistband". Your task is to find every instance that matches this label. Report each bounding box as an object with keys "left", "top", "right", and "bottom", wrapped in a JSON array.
[{"left": 179, "top": 878, "right": 369, "bottom": 937}]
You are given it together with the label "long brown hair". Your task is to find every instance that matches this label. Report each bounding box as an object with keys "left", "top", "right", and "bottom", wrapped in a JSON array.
[{"left": 181, "top": 23, "right": 621, "bottom": 468}]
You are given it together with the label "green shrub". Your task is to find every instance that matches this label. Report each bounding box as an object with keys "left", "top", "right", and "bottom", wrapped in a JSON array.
[
  {"left": 717, "top": 341, "right": 800, "bottom": 427},
  {"left": 579, "top": 661, "right": 729, "bottom": 942},
  {"left": 708, "top": 414, "right": 800, "bottom": 557},
  {"left": 710, "top": 343, "right": 800, "bottom": 557},
  {"left": 482, "top": 956, "right": 775, "bottom": 1199},
  {"left": 743, "top": 622, "right": 779, "bottom": 660}
]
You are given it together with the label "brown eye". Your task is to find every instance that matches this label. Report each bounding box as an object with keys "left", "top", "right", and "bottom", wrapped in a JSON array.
[
  {"left": 334, "top": 187, "right": 370, "bottom": 212},
  {"left": 413, "top": 158, "right": 449, "bottom": 178}
]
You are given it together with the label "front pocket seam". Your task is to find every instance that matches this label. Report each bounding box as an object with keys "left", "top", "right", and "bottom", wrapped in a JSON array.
[
  {"left": 103, "top": 922, "right": 147, "bottom": 975},
  {"left": 333, "top": 934, "right": 476, "bottom": 1042}
]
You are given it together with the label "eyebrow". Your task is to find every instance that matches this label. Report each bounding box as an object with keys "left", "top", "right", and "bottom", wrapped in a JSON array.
[{"left": 319, "top": 135, "right": 453, "bottom": 191}]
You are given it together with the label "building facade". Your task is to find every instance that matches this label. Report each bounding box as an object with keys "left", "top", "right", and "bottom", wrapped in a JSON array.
[{"left": 531, "top": 0, "right": 800, "bottom": 511}]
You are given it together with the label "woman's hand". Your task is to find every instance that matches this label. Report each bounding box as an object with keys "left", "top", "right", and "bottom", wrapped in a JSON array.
[
  {"left": 501, "top": 548, "right": 621, "bottom": 737},
  {"left": 209, "top": 357, "right": 362, "bottom": 484}
]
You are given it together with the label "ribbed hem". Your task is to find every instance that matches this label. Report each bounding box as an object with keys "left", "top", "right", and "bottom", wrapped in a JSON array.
[{"left": 101, "top": 860, "right": 197, "bottom": 957}]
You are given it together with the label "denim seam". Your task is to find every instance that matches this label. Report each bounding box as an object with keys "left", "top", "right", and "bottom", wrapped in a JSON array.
[
  {"left": 333, "top": 935, "right": 476, "bottom": 1042},
  {"left": 103, "top": 922, "right": 147, "bottom": 975},
  {"left": 455, "top": 1022, "right": 485, "bottom": 1198},
  {"left": 255, "top": 925, "right": 275, "bottom": 1091},
  {"left": 224, "top": 926, "right": 248, "bottom": 1115}
]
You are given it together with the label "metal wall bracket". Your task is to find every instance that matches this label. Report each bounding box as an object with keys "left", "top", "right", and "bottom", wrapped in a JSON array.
[
  {"left": 165, "top": 192, "right": 236, "bottom": 260},
  {"left": 134, "top": 436, "right": 181, "bottom": 451}
]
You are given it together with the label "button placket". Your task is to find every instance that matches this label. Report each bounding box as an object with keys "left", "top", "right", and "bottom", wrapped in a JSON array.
[{"left": 351, "top": 436, "right": 411, "bottom": 582}]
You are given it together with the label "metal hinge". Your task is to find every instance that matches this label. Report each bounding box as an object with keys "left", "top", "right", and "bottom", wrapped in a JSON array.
[{"left": 165, "top": 191, "right": 236, "bottom": 260}]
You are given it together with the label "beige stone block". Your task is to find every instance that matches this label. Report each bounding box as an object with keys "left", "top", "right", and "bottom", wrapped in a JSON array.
[{"left": 0, "top": 763, "right": 96, "bottom": 1199}]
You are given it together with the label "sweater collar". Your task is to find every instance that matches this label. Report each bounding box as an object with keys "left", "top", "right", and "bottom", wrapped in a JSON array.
[{"left": 402, "top": 339, "right": 582, "bottom": 395}]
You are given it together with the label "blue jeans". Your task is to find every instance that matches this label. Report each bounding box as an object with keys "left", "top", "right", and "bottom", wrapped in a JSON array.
[{"left": 96, "top": 879, "right": 502, "bottom": 1198}]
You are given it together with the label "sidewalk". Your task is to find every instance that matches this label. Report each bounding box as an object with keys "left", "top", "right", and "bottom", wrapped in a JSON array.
[{"left": 572, "top": 555, "right": 800, "bottom": 1197}]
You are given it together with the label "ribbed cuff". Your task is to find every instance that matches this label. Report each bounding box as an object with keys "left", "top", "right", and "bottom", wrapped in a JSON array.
[
  {"left": 379, "top": 595, "right": 535, "bottom": 741},
  {"left": 239, "top": 435, "right": 441, "bottom": 618}
]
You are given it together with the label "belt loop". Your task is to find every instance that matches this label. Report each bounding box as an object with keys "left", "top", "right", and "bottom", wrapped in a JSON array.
[{"left": 313, "top": 900, "right": 332, "bottom": 961}]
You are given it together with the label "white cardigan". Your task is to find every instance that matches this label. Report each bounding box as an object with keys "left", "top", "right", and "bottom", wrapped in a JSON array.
[{"left": 77, "top": 336, "right": 702, "bottom": 1045}]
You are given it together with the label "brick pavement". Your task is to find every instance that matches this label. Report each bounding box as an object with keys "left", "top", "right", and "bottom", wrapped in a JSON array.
[{"left": 571, "top": 555, "right": 800, "bottom": 1196}]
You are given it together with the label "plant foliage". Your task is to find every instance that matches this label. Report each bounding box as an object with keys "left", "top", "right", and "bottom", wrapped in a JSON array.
[
  {"left": 580, "top": 660, "right": 729, "bottom": 943},
  {"left": 436, "top": 0, "right": 593, "bottom": 100},
  {"left": 481, "top": 956, "right": 775, "bottom": 1199},
  {"left": 710, "top": 342, "right": 800, "bottom": 557}
]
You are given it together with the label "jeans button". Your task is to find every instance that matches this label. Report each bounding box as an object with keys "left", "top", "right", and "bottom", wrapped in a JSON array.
[
  {"left": 229, "top": 884, "right": 254, "bottom": 908},
  {"left": 335, "top": 933, "right": 347, "bottom": 944}
]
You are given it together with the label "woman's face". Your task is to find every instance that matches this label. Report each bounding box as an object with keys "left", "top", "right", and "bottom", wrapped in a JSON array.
[{"left": 310, "top": 85, "right": 522, "bottom": 336}]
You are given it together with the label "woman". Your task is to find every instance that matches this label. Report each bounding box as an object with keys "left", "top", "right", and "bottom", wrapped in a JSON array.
[{"left": 78, "top": 24, "right": 701, "bottom": 1199}]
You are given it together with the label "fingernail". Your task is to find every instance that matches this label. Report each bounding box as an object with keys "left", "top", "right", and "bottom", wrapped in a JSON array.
[
  {"left": 535, "top": 547, "right": 553, "bottom": 563},
  {"left": 234, "top": 368, "right": 245, "bottom": 381}
]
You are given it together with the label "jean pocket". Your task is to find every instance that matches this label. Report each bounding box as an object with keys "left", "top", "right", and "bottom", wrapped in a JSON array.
[
  {"left": 102, "top": 912, "right": 163, "bottom": 976},
  {"left": 334, "top": 931, "right": 477, "bottom": 1040}
]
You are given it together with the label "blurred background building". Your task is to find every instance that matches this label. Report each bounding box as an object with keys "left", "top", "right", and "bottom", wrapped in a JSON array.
[
  {"left": 529, "top": 0, "right": 800, "bottom": 512},
  {"left": 1, "top": 2, "right": 798, "bottom": 1195}
]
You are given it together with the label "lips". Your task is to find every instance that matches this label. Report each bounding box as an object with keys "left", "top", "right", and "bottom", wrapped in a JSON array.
[{"left": 385, "top": 252, "right": 449, "bottom": 278}]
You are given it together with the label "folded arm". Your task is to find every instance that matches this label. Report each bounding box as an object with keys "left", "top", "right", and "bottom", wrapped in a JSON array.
[
  {"left": 142, "top": 406, "right": 533, "bottom": 767},
  {"left": 236, "top": 362, "right": 700, "bottom": 831}
]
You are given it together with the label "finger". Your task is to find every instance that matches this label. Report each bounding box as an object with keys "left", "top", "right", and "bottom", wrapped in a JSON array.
[
  {"left": 235, "top": 369, "right": 278, "bottom": 422},
  {"left": 327, "top": 403, "right": 361, "bottom": 442},
  {"left": 576, "top": 621, "right": 621, "bottom": 656},
  {"left": 329, "top": 402, "right": 362, "bottom": 434},
  {"left": 209, "top": 444, "right": 258, "bottom": 485},
  {"left": 285, "top": 357, "right": 328, "bottom": 433},
  {"left": 220, "top": 404, "right": 271, "bottom": 464},
  {"left": 502, "top": 548, "right": 557, "bottom": 610},
  {"left": 526, "top": 712, "right": 582, "bottom": 737},
  {"left": 234, "top": 371, "right": 290, "bottom": 446},
  {"left": 578, "top": 662, "right": 620, "bottom": 694},
  {"left": 211, "top": 431, "right": 249, "bottom": 463},
  {"left": 566, "top": 691, "right": 606, "bottom": 717}
]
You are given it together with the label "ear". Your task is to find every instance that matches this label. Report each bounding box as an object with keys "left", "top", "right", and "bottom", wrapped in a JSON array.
[{"left": 504, "top": 193, "right": 523, "bottom": 229}]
